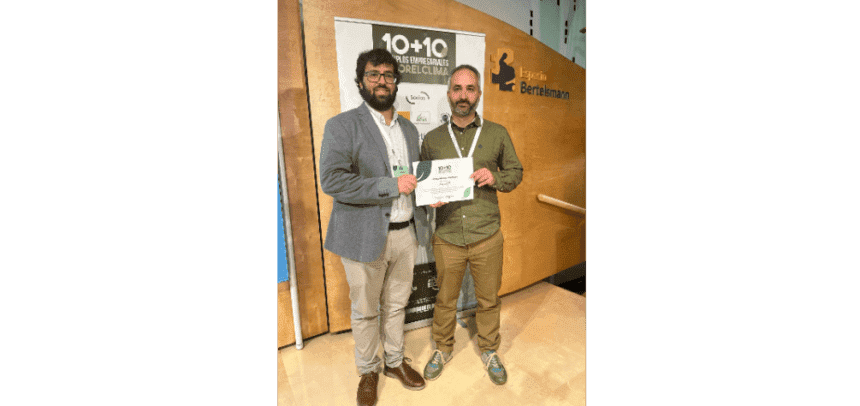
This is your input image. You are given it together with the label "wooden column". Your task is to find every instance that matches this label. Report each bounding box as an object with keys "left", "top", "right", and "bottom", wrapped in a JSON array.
[{"left": 277, "top": 0, "right": 328, "bottom": 347}]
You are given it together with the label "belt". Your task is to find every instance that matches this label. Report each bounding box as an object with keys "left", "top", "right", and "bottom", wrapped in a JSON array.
[{"left": 388, "top": 219, "right": 413, "bottom": 231}]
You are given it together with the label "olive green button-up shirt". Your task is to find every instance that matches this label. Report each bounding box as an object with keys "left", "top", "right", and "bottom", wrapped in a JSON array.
[{"left": 419, "top": 115, "right": 523, "bottom": 246}]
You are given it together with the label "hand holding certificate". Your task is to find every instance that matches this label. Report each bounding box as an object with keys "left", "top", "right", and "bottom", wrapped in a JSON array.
[{"left": 412, "top": 157, "right": 475, "bottom": 206}]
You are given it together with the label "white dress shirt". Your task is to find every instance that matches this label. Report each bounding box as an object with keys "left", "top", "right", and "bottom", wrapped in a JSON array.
[{"left": 365, "top": 102, "right": 414, "bottom": 223}]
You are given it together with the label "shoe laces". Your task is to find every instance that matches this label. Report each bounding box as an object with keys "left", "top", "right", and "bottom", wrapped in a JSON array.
[
  {"left": 430, "top": 350, "right": 445, "bottom": 366},
  {"left": 484, "top": 352, "right": 502, "bottom": 371}
]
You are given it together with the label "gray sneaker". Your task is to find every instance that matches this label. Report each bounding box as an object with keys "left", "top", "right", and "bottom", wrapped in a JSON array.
[
  {"left": 423, "top": 349, "right": 452, "bottom": 380},
  {"left": 481, "top": 350, "right": 507, "bottom": 385}
]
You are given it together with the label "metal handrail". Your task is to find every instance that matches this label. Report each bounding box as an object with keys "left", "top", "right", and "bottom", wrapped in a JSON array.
[{"left": 537, "top": 194, "right": 586, "bottom": 215}]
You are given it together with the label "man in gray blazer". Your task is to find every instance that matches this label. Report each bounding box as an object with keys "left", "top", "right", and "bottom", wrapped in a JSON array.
[{"left": 319, "top": 48, "right": 430, "bottom": 406}]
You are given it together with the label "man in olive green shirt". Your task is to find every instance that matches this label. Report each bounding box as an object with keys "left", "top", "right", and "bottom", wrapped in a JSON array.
[{"left": 420, "top": 65, "right": 523, "bottom": 385}]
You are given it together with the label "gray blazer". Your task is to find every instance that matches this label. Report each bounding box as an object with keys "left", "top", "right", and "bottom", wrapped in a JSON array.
[{"left": 319, "top": 104, "right": 431, "bottom": 263}]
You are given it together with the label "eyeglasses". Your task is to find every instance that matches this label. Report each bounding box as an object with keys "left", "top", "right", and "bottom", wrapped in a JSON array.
[{"left": 364, "top": 71, "right": 396, "bottom": 84}]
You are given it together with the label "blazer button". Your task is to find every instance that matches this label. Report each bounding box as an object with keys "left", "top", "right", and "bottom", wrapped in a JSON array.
[{"left": 385, "top": 213, "right": 390, "bottom": 217}]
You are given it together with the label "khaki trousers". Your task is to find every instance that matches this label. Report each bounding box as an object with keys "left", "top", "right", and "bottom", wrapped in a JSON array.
[
  {"left": 431, "top": 230, "right": 504, "bottom": 353},
  {"left": 341, "top": 226, "right": 417, "bottom": 375}
]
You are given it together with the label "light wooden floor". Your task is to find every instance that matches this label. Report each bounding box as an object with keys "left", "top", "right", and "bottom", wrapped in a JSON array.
[{"left": 278, "top": 282, "right": 585, "bottom": 406}]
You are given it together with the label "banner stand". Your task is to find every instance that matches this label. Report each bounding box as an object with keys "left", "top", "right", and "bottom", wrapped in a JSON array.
[{"left": 278, "top": 108, "right": 304, "bottom": 350}]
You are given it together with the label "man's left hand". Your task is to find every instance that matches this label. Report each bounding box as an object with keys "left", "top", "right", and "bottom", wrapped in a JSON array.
[{"left": 470, "top": 168, "right": 495, "bottom": 187}]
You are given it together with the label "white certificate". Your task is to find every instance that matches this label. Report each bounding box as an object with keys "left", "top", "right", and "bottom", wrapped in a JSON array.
[{"left": 412, "top": 157, "right": 475, "bottom": 206}]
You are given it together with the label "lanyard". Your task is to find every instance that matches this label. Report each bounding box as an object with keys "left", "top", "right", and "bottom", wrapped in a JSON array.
[
  {"left": 446, "top": 122, "right": 482, "bottom": 159},
  {"left": 378, "top": 118, "right": 404, "bottom": 167}
]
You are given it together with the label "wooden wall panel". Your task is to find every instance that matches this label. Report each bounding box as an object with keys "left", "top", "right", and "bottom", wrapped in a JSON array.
[
  {"left": 277, "top": 0, "right": 328, "bottom": 347},
  {"left": 302, "top": 0, "right": 585, "bottom": 333},
  {"left": 481, "top": 28, "right": 586, "bottom": 295},
  {"left": 277, "top": 282, "right": 295, "bottom": 346}
]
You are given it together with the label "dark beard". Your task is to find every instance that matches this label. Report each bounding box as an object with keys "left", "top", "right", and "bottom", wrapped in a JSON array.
[
  {"left": 450, "top": 97, "right": 479, "bottom": 117},
  {"left": 360, "top": 85, "right": 397, "bottom": 111}
]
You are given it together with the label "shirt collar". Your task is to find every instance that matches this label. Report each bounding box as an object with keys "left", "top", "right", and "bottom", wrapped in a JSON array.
[
  {"left": 450, "top": 113, "right": 482, "bottom": 132},
  {"left": 365, "top": 102, "right": 398, "bottom": 128}
]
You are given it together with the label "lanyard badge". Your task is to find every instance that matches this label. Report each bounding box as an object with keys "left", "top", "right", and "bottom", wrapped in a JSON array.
[{"left": 392, "top": 165, "right": 408, "bottom": 177}]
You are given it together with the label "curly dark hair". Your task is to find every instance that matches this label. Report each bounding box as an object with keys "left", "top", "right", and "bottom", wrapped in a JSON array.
[{"left": 354, "top": 48, "right": 402, "bottom": 88}]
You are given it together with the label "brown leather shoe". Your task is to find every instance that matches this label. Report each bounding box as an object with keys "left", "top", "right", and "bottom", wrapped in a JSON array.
[
  {"left": 383, "top": 360, "right": 426, "bottom": 391},
  {"left": 356, "top": 371, "right": 378, "bottom": 406}
]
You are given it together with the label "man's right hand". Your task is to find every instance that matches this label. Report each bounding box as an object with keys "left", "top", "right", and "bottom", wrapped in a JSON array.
[
  {"left": 397, "top": 174, "right": 417, "bottom": 194},
  {"left": 429, "top": 201, "right": 446, "bottom": 208}
]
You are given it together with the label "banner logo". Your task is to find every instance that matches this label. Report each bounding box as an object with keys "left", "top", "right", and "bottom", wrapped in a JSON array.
[
  {"left": 373, "top": 25, "right": 456, "bottom": 85},
  {"left": 414, "top": 111, "right": 430, "bottom": 124},
  {"left": 405, "top": 91, "right": 431, "bottom": 104}
]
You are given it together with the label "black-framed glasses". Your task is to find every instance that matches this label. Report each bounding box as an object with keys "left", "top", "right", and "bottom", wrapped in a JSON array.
[{"left": 365, "top": 71, "right": 396, "bottom": 83}]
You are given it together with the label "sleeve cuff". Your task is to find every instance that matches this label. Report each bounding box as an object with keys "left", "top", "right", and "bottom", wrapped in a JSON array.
[
  {"left": 490, "top": 171, "right": 505, "bottom": 191},
  {"left": 377, "top": 177, "right": 399, "bottom": 198}
]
